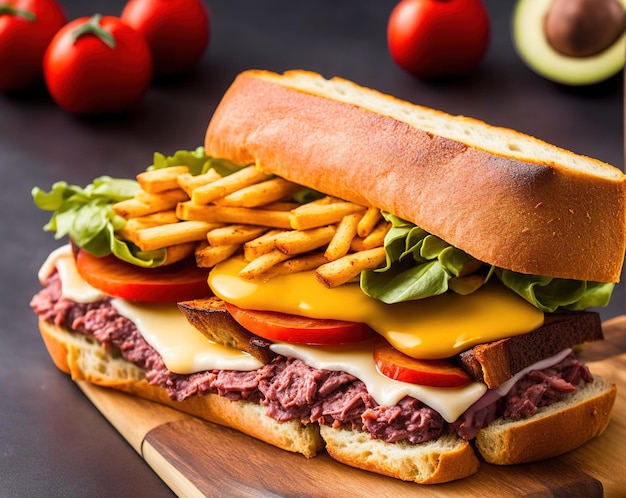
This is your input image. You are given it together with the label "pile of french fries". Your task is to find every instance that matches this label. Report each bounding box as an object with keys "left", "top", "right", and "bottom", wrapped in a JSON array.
[{"left": 113, "top": 165, "right": 390, "bottom": 288}]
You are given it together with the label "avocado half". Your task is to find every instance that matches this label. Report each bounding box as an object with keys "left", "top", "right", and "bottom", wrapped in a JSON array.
[{"left": 513, "top": 0, "right": 626, "bottom": 85}]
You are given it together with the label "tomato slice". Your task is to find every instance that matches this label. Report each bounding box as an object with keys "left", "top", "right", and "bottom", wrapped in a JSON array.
[
  {"left": 224, "top": 303, "right": 376, "bottom": 345},
  {"left": 373, "top": 338, "right": 471, "bottom": 388},
  {"left": 75, "top": 249, "right": 212, "bottom": 302}
]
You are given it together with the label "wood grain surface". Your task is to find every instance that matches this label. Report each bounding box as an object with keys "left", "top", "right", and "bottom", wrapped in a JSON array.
[{"left": 77, "top": 316, "right": 626, "bottom": 498}]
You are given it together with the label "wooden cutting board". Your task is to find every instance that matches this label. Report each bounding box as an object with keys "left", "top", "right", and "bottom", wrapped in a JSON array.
[{"left": 77, "top": 316, "right": 626, "bottom": 498}]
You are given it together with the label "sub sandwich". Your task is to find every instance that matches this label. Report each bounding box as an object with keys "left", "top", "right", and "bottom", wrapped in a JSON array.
[{"left": 30, "top": 70, "right": 625, "bottom": 485}]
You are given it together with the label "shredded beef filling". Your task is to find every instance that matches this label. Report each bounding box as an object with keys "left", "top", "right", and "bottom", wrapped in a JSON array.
[{"left": 31, "top": 273, "right": 594, "bottom": 444}]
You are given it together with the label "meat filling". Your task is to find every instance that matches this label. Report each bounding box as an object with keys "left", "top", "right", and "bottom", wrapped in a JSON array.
[{"left": 31, "top": 273, "right": 593, "bottom": 444}]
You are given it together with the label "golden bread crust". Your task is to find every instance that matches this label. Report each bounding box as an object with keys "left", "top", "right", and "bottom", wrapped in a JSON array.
[
  {"left": 204, "top": 70, "right": 626, "bottom": 282},
  {"left": 475, "top": 375, "right": 617, "bottom": 465},
  {"left": 320, "top": 427, "right": 479, "bottom": 484}
]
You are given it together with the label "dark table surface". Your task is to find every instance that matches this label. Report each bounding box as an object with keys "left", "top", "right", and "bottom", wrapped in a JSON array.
[{"left": 1, "top": 1, "right": 624, "bottom": 496}]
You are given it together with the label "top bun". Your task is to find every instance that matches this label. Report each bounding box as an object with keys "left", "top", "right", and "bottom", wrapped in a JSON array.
[{"left": 205, "top": 70, "right": 626, "bottom": 283}]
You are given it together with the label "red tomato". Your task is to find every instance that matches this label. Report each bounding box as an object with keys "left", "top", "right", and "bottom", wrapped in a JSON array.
[
  {"left": 121, "top": 0, "right": 209, "bottom": 76},
  {"left": 387, "top": 0, "right": 490, "bottom": 79},
  {"left": 225, "top": 303, "right": 376, "bottom": 346},
  {"left": 0, "top": 0, "right": 66, "bottom": 91},
  {"left": 43, "top": 14, "right": 153, "bottom": 115},
  {"left": 75, "top": 249, "right": 212, "bottom": 302},
  {"left": 373, "top": 338, "right": 471, "bottom": 387}
]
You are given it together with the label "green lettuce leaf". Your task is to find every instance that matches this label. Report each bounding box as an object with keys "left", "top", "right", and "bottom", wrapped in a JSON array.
[
  {"left": 360, "top": 212, "right": 614, "bottom": 312},
  {"left": 496, "top": 269, "right": 614, "bottom": 312},
  {"left": 149, "top": 146, "right": 244, "bottom": 176},
  {"left": 360, "top": 213, "right": 475, "bottom": 304},
  {"left": 32, "top": 176, "right": 169, "bottom": 267},
  {"left": 32, "top": 148, "right": 245, "bottom": 268}
]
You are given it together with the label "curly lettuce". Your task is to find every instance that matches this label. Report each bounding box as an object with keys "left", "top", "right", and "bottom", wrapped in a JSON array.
[
  {"left": 32, "top": 148, "right": 242, "bottom": 268},
  {"left": 361, "top": 212, "right": 614, "bottom": 312}
]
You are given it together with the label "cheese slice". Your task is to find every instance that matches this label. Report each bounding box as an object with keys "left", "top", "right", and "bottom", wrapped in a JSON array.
[
  {"left": 209, "top": 256, "right": 545, "bottom": 359},
  {"left": 271, "top": 341, "right": 486, "bottom": 423},
  {"left": 111, "top": 298, "right": 264, "bottom": 374},
  {"left": 39, "top": 245, "right": 106, "bottom": 303}
]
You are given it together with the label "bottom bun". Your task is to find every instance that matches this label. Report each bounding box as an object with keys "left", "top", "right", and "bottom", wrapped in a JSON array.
[
  {"left": 37, "top": 317, "right": 616, "bottom": 484},
  {"left": 39, "top": 318, "right": 323, "bottom": 458},
  {"left": 475, "top": 375, "right": 616, "bottom": 465},
  {"left": 320, "top": 426, "right": 479, "bottom": 485}
]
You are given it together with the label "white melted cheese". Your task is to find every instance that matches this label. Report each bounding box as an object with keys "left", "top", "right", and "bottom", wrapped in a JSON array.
[
  {"left": 111, "top": 298, "right": 264, "bottom": 374},
  {"left": 271, "top": 341, "right": 487, "bottom": 423},
  {"left": 39, "top": 245, "right": 106, "bottom": 303},
  {"left": 496, "top": 347, "right": 572, "bottom": 396}
]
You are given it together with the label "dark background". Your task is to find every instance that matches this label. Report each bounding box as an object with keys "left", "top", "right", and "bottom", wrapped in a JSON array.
[{"left": 1, "top": 1, "right": 624, "bottom": 496}]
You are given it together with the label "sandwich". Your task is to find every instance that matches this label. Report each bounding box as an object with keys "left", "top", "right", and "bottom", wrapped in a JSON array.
[{"left": 30, "top": 69, "right": 624, "bottom": 485}]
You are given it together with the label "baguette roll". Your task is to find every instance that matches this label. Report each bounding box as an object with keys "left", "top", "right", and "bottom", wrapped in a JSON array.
[{"left": 205, "top": 70, "right": 626, "bottom": 283}]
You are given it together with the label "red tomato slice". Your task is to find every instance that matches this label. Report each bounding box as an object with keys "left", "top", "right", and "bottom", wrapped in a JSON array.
[
  {"left": 373, "top": 338, "right": 471, "bottom": 388},
  {"left": 75, "top": 249, "right": 211, "bottom": 302},
  {"left": 224, "top": 303, "right": 376, "bottom": 346}
]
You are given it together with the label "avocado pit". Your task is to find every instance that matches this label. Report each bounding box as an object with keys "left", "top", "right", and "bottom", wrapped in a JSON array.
[{"left": 545, "top": 0, "right": 625, "bottom": 57}]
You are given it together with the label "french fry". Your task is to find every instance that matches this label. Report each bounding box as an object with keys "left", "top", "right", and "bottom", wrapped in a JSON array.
[
  {"left": 117, "top": 210, "right": 180, "bottom": 243},
  {"left": 162, "top": 242, "right": 197, "bottom": 265},
  {"left": 135, "top": 187, "right": 189, "bottom": 206},
  {"left": 273, "top": 226, "right": 336, "bottom": 256},
  {"left": 137, "top": 166, "right": 190, "bottom": 193},
  {"left": 115, "top": 188, "right": 188, "bottom": 219},
  {"left": 289, "top": 200, "right": 365, "bottom": 230},
  {"left": 316, "top": 247, "right": 386, "bottom": 288},
  {"left": 177, "top": 202, "right": 292, "bottom": 229},
  {"left": 206, "top": 224, "right": 268, "bottom": 246},
  {"left": 243, "top": 230, "right": 286, "bottom": 261},
  {"left": 262, "top": 252, "right": 329, "bottom": 279},
  {"left": 238, "top": 249, "right": 291, "bottom": 280},
  {"left": 112, "top": 198, "right": 154, "bottom": 219},
  {"left": 325, "top": 212, "right": 361, "bottom": 261},
  {"left": 177, "top": 169, "right": 222, "bottom": 197},
  {"left": 133, "top": 220, "right": 221, "bottom": 251},
  {"left": 259, "top": 201, "right": 300, "bottom": 211},
  {"left": 215, "top": 177, "right": 301, "bottom": 208},
  {"left": 350, "top": 221, "right": 390, "bottom": 251},
  {"left": 357, "top": 207, "right": 382, "bottom": 237},
  {"left": 195, "top": 242, "right": 240, "bottom": 268},
  {"left": 191, "top": 165, "right": 271, "bottom": 205}
]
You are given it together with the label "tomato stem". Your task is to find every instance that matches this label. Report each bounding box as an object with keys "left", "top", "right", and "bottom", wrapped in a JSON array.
[
  {"left": 71, "top": 13, "right": 116, "bottom": 49},
  {"left": 0, "top": 5, "right": 36, "bottom": 21}
]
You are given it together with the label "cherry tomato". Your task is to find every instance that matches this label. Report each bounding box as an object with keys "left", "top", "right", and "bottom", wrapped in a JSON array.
[
  {"left": 387, "top": 0, "right": 490, "bottom": 79},
  {"left": 75, "top": 249, "right": 212, "bottom": 302},
  {"left": 43, "top": 14, "right": 153, "bottom": 115},
  {"left": 121, "top": 0, "right": 209, "bottom": 76},
  {"left": 225, "top": 303, "right": 376, "bottom": 346},
  {"left": 373, "top": 337, "right": 471, "bottom": 387},
  {"left": 0, "top": 0, "right": 66, "bottom": 91}
]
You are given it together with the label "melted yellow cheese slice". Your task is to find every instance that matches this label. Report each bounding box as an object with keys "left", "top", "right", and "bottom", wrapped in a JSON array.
[
  {"left": 209, "top": 256, "right": 545, "bottom": 360},
  {"left": 111, "top": 299, "right": 263, "bottom": 374}
]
